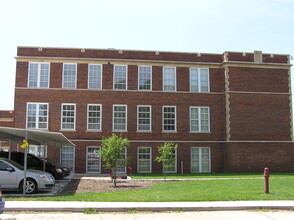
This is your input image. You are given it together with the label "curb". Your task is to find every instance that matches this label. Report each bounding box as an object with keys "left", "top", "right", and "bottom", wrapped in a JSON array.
[{"left": 3, "top": 201, "right": 294, "bottom": 212}]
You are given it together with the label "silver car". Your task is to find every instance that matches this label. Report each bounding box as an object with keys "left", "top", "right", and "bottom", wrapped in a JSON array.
[{"left": 0, "top": 157, "right": 55, "bottom": 194}]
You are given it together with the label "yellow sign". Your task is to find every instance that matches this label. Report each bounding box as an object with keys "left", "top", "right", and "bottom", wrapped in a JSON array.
[{"left": 20, "top": 140, "right": 29, "bottom": 149}]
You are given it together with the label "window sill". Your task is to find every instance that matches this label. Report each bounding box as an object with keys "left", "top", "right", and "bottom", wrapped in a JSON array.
[
  {"left": 162, "top": 131, "right": 177, "bottom": 133},
  {"left": 189, "top": 131, "right": 211, "bottom": 134},
  {"left": 112, "top": 130, "right": 128, "bottom": 132},
  {"left": 60, "top": 130, "right": 76, "bottom": 132},
  {"left": 136, "top": 131, "right": 152, "bottom": 133},
  {"left": 86, "top": 130, "right": 102, "bottom": 132}
]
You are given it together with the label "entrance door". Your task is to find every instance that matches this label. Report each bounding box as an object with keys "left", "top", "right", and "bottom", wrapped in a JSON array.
[{"left": 87, "top": 146, "right": 101, "bottom": 173}]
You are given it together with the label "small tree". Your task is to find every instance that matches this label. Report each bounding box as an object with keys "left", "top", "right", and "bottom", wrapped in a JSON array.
[
  {"left": 100, "top": 134, "right": 130, "bottom": 187},
  {"left": 155, "top": 142, "right": 178, "bottom": 181}
]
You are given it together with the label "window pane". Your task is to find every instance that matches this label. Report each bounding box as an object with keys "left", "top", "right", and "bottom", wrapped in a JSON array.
[
  {"left": 88, "top": 64, "right": 102, "bottom": 89},
  {"left": 88, "top": 105, "right": 101, "bottom": 130},
  {"left": 63, "top": 64, "right": 76, "bottom": 89},
  {"left": 113, "top": 105, "right": 127, "bottom": 131},
  {"left": 138, "top": 106, "right": 151, "bottom": 131},
  {"left": 138, "top": 66, "right": 151, "bottom": 90},
  {"left": 62, "top": 104, "right": 75, "bottom": 130},
  {"left": 114, "top": 65, "right": 127, "bottom": 90},
  {"left": 163, "top": 107, "right": 176, "bottom": 131},
  {"left": 163, "top": 67, "right": 176, "bottom": 91}
]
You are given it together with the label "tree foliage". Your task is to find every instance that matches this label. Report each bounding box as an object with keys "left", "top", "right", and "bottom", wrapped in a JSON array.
[
  {"left": 155, "top": 142, "right": 178, "bottom": 180},
  {"left": 100, "top": 134, "right": 130, "bottom": 186}
]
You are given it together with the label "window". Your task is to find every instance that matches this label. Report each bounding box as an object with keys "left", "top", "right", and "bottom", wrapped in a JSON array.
[
  {"left": 113, "top": 65, "right": 127, "bottom": 90},
  {"left": 138, "top": 66, "right": 152, "bottom": 90},
  {"left": 61, "top": 104, "right": 76, "bottom": 130},
  {"left": 113, "top": 105, "right": 127, "bottom": 131},
  {"left": 163, "top": 106, "right": 176, "bottom": 132},
  {"left": 28, "top": 145, "right": 47, "bottom": 158},
  {"left": 163, "top": 147, "right": 177, "bottom": 173},
  {"left": 115, "top": 147, "right": 127, "bottom": 173},
  {"left": 28, "top": 62, "right": 50, "bottom": 88},
  {"left": 137, "top": 105, "right": 151, "bottom": 131},
  {"left": 87, "top": 104, "right": 102, "bottom": 131},
  {"left": 87, "top": 146, "right": 101, "bottom": 173},
  {"left": 163, "top": 67, "right": 176, "bottom": 91},
  {"left": 61, "top": 146, "right": 75, "bottom": 169},
  {"left": 26, "top": 103, "right": 48, "bottom": 129},
  {"left": 191, "top": 147, "right": 211, "bottom": 173},
  {"left": 62, "top": 64, "right": 77, "bottom": 89},
  {"left": 88, "top": 64, "right": 102, "bottom": 89},
  {"left": 190, "top": 68, "right": 209, "bottom": 92},
  {"left": 190, "top": 107, "right": 210, "bottom": 132},
  {"left": 137, "top": 147, "right": 152, "bottom": 173}
]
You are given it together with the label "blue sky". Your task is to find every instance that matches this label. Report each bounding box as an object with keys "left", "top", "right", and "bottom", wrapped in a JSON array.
[{"left": 0, "top": 0, "right": 293, "bottom": 110}]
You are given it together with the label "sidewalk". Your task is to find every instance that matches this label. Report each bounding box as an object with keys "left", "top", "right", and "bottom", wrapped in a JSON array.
[{"left": 3, "top": 201, "right": 294, "bottom": 212}]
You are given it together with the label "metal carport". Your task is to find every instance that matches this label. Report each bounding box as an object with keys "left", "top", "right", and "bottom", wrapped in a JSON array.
[{"left": 0, "top": 126, "right": 75, "bottom": 195}]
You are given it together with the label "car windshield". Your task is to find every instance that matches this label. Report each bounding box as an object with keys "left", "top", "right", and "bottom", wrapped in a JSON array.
[{"left": 3, "top": 158, "right": 24, "bottom": 170}]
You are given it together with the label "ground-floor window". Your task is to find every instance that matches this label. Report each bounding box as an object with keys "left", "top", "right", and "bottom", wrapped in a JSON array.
[
  {"left": 61, "top": 146, "right": 75, "bottom": 170},
  {"left": 115, "top": 147, "right": 127, "bottom": 173},
  {"left": 191, "top": 147, "right": 211, "bottom": 173},
  {"left": 163, "top": 147, "right": 177, "bottom": 173},
  {"left": 86, "top": 146, "right": 101, "bottom": 173},
  {"left": 28, "top": 145, "right": 47, "bottom": 158},
  {"left": 137, "top": 147, "right": 152, "bottom": 173}
]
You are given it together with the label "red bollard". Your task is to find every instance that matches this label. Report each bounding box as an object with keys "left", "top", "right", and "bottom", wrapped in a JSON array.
[{"left": 264, "top": 167, "right": 270, "bottom": 194}]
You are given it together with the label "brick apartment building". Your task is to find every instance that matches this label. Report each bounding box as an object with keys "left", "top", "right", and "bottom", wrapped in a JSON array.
[{"left": 2, "top": 46, "right": 294, "bottom": 173}]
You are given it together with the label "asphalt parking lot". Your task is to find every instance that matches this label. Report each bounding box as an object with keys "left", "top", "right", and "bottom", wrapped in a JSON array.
[{"left": 2, "top": 176, "right": 72, "bottom": 197}]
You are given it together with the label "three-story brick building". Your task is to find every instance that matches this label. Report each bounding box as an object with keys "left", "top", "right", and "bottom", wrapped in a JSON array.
[{"left": 11, "top": 46, "right": 294, "bottom": 173}]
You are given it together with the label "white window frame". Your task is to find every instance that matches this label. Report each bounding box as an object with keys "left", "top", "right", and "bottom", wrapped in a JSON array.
[
  {"left": 61, "top": 103, "right": 76, "bottom": 130},
  {"left": 113, "top": 65, "right": 128, "bottom": 90},
  {"left": 27, "top": 62, "right": 50, "bottom": 88},
  {"left": 137, "top": 105, "right": 152, "bottom": 132},
  {"left": 138, "top": 65, "right": 152, "bottom": 91},
  {"left": 88, "top": 64, "right": 102, "bottom": 90},
  {"left": 60, "top": 146, "right": 75, "bottom": 172},
  {"left": 62, "top": 63, "right": 77, "bottom": 89},
  {"left": 26, "top": 102, "right": 49, "bottom": 130},
  {"left": 191, "top": 147, "right": 211, "bottom": 173},
  {"left": 163, "top": 66, "right": 176, "bottom": 92},
  {"left": 137, "top": 147, "right": 152, "bottom": 173},
  {"left": 163, "top": 147, "right": 177, "bottom": 173},
  {"left": 86, "top": 146, "right": 101, "bottom": 173},
  {"left": 190, "top": 107, "right": 210, "bottom": 133},
  {"left": 162, "top": 106, "right": 177, "bottom": 132},
  {"left": 190, "top": 68, "right": 210, "bottom": 93},
  {"left": 113, "top": 105, "right": 127, "bottom": 132},
  {"left": 87, "top": 104, "right": 102, "bottom": 131}
]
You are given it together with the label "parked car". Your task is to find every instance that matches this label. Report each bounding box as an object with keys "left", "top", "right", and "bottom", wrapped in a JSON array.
[
  {"left": 0, "top": 151, "right": 71, "bottom": 180},
  {"left": 0, "top": 157, "right": 55, "bottom": 194}
]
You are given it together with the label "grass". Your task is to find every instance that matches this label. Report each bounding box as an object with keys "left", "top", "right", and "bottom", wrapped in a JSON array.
[
  {"left": 131, "top": 172, "right": 294, "bottom": 179},
  {"left": 4, "top": 173, "right": 294, "bottom": 202}
]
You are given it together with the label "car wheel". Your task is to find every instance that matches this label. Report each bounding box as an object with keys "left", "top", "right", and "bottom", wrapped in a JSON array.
[{"left": 20, "top": 178, "right": 38, "bottom": 194}]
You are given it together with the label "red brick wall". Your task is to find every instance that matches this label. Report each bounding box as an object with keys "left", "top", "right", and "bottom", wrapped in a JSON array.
[
  {"left": 224, "top": 142, "right": 294, "bottom": 172},
  {"left": 229, "top": 67, "right": 289, "bottom": 93},
  {"left": 229, "top": 93, "right": 291, "bottom": 141},
  {"left": 0, "top": 110, "right": 14, "bottom": 127}
]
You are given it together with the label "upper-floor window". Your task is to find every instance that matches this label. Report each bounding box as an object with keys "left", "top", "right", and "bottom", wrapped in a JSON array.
[
  {"left": 28, "top": 62, "right": 50, "bottom": 88},
  {"left": 163, "top": 106, "right": 177, "bottom": 132},
  {"left": 163, "top": 67, "right": 176, "bottom": 92},
  {"left": 87, "top": 104, "right": 102, "bottom": 131},
  {"left": 88, "top": 64, "right": 102, "bottom": 89},
  {"left": 61, "top": 104, "right": 76, "bottom": 130},
  {"left": 137, "top": 105, "right": 151, "bottom": 131},
  {"left": 62, "top": 64, "right": 77, "bottom": 89},
  {"left": 138, "top": 66, "right": 152, "bottom": 91},
  {"left": 190, "top": 68, "right": 209, "bottom": 92},
  {"left": 113, "top": 65, "right": 127, "bottom": 90},
  {"left": 26, "top": 103, "right": 48, "bottom": 129},
  {"left": 113, "top": 105, "right": 127, "bottom": 131},
  {"left": 190, "top": 107, "right": 210, "bottom": 132}
]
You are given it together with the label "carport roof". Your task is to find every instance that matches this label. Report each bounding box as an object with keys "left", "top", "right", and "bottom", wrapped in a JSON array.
[{"left": 0, "top": 126, "right": 75, "bottom": 147}]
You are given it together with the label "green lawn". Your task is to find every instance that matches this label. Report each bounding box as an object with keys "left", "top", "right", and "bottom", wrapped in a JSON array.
[{"left": 4, "top": 174, "right": 294, "bottom": 202}]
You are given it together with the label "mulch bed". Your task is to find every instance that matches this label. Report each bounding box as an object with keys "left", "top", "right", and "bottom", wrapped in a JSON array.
[{"left": 60, "top": 179, "right": 163, "bottom": 194}]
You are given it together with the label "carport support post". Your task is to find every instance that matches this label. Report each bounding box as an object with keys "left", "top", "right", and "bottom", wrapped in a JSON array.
[{"left": 23, "top": 130, "right": 28, "bottom": 195}]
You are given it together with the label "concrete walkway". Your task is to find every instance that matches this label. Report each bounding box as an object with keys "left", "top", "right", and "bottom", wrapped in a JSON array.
[
  {"left": 3, "top": 201, "right": 294, "bottom": 212},
  {"left": 2, "top": 211, "right": 294, "bottom": 220}
]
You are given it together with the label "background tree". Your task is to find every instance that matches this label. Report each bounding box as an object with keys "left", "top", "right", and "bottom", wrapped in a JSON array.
[
  {"left": 155, "top": 142, "right": 178, "bottom": 181},
  {"left": 100, "top": 133, "right": 130, "bottom": 187}
]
